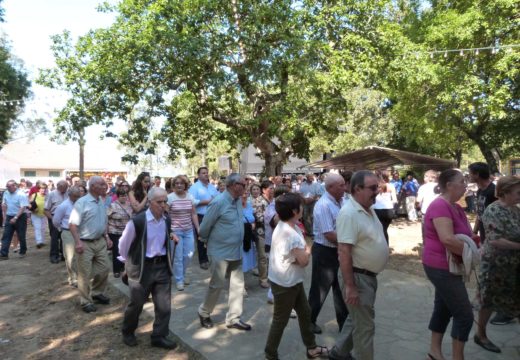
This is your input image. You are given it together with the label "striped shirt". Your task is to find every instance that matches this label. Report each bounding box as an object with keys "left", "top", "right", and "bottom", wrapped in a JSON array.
[
  {"left": 167, "top": 192, "right": 196, "bottom": 231},
  {"left": 313, "top": 191, "right": 345, "bottom": 248}
]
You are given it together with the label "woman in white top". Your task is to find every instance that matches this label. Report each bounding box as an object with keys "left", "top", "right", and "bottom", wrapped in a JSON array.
[
  {"left": 374, "top": 173, "right": 397, "bottom": 243},
  {"left": 264, "top": 193, "right": 329, "bottom": 360}
]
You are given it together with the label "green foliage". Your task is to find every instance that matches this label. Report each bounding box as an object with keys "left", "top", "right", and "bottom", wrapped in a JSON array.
[
  {"left": 40, "top": 0, "right": 405, "bottom": 175},
  {"left": 388, "top": 0, "right": 520, "bottom": 172},
  {"left": 0, "top": 41, "right": 31, "bottom": 147}
]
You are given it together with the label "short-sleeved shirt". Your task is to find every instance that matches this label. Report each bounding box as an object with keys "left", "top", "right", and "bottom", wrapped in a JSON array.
[
  {"left": 44, "top": 190, "right": 68, "bottom": 215},
  {"left": 107, "top": 200, "right": 134, "bottom": 234},
  {"left": 268, "top": 221, "right": 306, "bottom": 287},
  {"left": 52, "top": 198, "right": 75, "bottom": 231},
  {"left": 299, "top": 181, "right": 321, "bottom": 199},
  {"left": 476, "top": 182, "right": 497, "bottom": 242},
  {"left": 417, "top": 182, "right": 439, "bottom": 214},
  {"left": 2, "top": 190, "right": 29, "bottom": 216},
  {"left": 188, "top": 181, "right": 219, "bottom": 216},
  {"left": 264, "top": 201, "right": 277, "bottom": 246},
  {"left": 31, "top": 193, "right": 46, "bottom": 217},
  {"left": 313, "top": 191, "right": 344, "bottom": 248},
  {"left": 167, "top": 192, "right": 196, "bottom": 231},
  {"left": 422, "top": 197, "right": 473, "bottom": 270},
  {"left": 336, "top": 197, "right": 389, "bottom": 274},
  {"left": 69, "top": 193, "right": 107, "bottom": 240}
]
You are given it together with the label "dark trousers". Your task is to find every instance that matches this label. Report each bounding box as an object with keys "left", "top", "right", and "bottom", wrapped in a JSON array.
[
  {"left": 374, "top": 209, "right": 394, "bottom": 244},
  {"left": 108, "top": 233, "right": 125, "bottom": 274},
  {"left": 122, "top": 261, "right": 172, "bottom": 338},
  {"left": 265, "top": 282, "right": 316, "bottom": 360},
  {"left": 423, "top": 265, "right": 473, "bottom": 342},
  {"left": 308, "top": 243, "right": 348, "bottom": 330},
  {"left": 48, "top": 218, "right": 62, "bottom": 260},
  {"left": 196, "top": 214, "right": 208, "bottom": 265},
  {"left": 1, "top": 214, "right": 27, "bottom": 256}
]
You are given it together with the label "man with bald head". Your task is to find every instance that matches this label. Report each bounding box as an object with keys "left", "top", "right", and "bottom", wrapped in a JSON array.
[
  {"left": 69, "top": 176, "right": 112, "bottom": 313},
  {"left": 307, "top": 173, "right": 349, "bottom": 334},
  {"left": 44, "top": 179, "right": 69, "bottom": 263}
]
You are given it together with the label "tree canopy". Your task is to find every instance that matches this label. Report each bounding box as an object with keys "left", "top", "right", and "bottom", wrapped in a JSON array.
[
  {"left": 387, "top": 0, "right": 520, "bottom": 172},
  {"left": 40, "top": 0, "right": 407, "bottom": 175},
  {"left": 0, "top": 0, "right": 31, "bottom": 148}
]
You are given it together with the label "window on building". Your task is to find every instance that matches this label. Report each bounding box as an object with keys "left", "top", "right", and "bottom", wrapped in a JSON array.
[
  {"left": 24, "top": 170, "right": 36, "bottom": 177},
  {"left": 48, "top": 171, "right": 60, "bottom": 177}
]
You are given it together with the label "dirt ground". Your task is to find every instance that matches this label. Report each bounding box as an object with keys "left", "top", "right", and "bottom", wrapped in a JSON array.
[
  {"left": 0, "top": 215, "right": 475, "bottom": 359},
  {"left": 0, "top": 225, "right": 196, "bottom": 360}
]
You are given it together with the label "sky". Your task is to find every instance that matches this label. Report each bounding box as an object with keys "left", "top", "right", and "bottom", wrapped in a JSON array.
[{"left": 1, "top": 0, "right": 118, "bottom": 140}]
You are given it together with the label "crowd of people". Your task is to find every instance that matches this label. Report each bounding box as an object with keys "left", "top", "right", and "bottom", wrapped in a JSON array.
[{"left": 0, "top": 163, "right": 518, "bottom": 359}]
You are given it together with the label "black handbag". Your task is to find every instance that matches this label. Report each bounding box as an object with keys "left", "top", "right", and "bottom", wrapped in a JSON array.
[
  {"left": 28, "top": 194, "right": 38, "bottom": 212},
  {"left": 243, "top": 223, "right": 253, "bottom": 252}
]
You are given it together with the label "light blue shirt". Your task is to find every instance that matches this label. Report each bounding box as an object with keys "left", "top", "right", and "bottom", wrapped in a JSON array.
[
  {"left": 199, "top": 190, "right": 244, "bottom": 261},
  {"left": 53, "top": 198, "right": 74, "bottom": 230},
  {"left": 188, "top": 180, "right": 219, "bottom": 216},
  {"left": 299, "top": 181, "right": 321, "bottom": 198},
  {"left": 2, "top": 189, "right": 29, "bottom": 216},
  {"left": 69, "top": 193, "right": 107, "bottom": 240},
  {"left": 313, "top": 191, "right": 344, "bottom": 248},
  {"left": 242, "top": 200, "right": 255, "bottom": 224}
]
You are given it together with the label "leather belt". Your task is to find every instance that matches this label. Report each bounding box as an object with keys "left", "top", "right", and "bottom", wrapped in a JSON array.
[
  {"left": 353, "top": 267, "right": 377, "bottom": 277},
  {"left": 80, "top": 237, "right": 100, "bottom": 242},
  {"left": 144, "top": 255, "right": 167, "bottom": 264}
]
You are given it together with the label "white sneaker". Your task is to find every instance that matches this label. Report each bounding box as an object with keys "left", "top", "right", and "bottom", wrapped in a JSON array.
[
  {"left": 290, "top": 309, "right": 297, "bottom": 319},
  {"left": 176, "top": 282, "right": 184, "bottom": 291}
]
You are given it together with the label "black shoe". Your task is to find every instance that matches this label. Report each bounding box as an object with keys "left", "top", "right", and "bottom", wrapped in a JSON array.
[
  {"left": 122, "top": 332, "right": 137, "bottom": 347},
  {"left": 82, "top": 303, "right": 97, "bottom": 313},
  {"left": 473, "top": 335, "right": 501, "bottom": 353},
  {"left": 490, "top": 313, "right": 514, "bottom": 325},
  {"left": 311, "top": 323, "right": 322, "bottom": 334},
  {"left": 36, "top": 243, "right": 45, "bottom": 249},
  {"left": 50, "top": 257, "right": 60, "bottom": 264},
  {"left": 92, "top": 294, "right": 110, "bottom": 305},
  {"left": 151, "top": 336, "right": 177, "bottom": 349},
  {"left": 0, "top": 255, "right": 8, "bottom": 261},
  {"left": 199, "top": 315, "right": 213, "bottom": 329},
  {"left": 200, "top": 262, "right": 209, "bottom": 270},
  {"left": 226, "top": 320, "right": 251, "bottom": 331}
]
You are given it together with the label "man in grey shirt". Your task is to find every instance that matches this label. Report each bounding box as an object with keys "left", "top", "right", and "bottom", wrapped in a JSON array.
[
  {"left": 197, "top": 173, "right": 251, "bottom": 331},
  {"left": 44, "top": 180, "right": 68, "bottom": 264},
  {"left": 69, "top": 176, "right": 112, "bottom": 313}
]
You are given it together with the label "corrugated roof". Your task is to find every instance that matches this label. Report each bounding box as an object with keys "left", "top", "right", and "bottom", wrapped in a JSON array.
[{"left": 302, "top": 146, "right": 456, "bottom": 171}]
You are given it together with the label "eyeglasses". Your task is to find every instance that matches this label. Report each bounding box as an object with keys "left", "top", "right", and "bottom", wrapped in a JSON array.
[
  {"left": 235, "top": 182, "right": 246, "bottom": 187},
  {"left": 361, "top": 184, "right": 379, "bottom": 192},
  {"left": 154, "top": 200, "right": 168, "bottom": 204}
]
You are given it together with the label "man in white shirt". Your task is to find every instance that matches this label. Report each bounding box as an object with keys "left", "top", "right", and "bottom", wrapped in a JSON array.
[{"left": 330, "top": 170, "right": 389, "bottom": 360}]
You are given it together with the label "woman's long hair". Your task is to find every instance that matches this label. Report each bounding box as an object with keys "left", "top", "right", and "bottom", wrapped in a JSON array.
[{"left": 131, "top": 172, "right": 150, "bottom": 202}]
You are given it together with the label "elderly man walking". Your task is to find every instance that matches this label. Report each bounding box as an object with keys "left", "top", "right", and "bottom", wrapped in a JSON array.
[
  {"left": 53, "top": 186, "right": 83, "bottom": 287},
  {"left": 44, "top": 180, "right": 69, "bottom": 263},
  {"left": 197, "top": 173, "right": 251, "bottom": 331},
  {"left": 0, "top": 180, "right": 29, "bottom": 260},
  {"left": 118, "top": 187, "right": 178, "bottom": 349},
  {"left": 329, "top": 170, "right": 389, "bottom": 360},
  {"left": 69, "top": 176, "right": 112, "bottom": 313},
  {"left": 308, "top": 173, "right": 349, "bottom": 334}
]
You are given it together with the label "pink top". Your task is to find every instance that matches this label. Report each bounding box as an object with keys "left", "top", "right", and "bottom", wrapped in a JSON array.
[
  {"left": 422, "top": 197, "right": 472, "bottom": 270},
  {"left": 167, "top": 192, "right": 196, "bottom": 231}
]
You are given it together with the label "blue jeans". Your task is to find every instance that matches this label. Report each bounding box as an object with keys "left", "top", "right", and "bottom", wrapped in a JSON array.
[
  {"left": 423, "top": 265, "right": 473, "bottom": 341},
  {"left": 173, "top": 228, "right": 194, "bottom": 284},
  {"left": 1, "top": 214, "right": 28, "bottom": 256}
]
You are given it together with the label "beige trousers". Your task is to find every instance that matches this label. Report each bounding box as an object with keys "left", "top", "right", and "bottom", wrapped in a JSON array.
[
  {"left": 61, "top": 230, "right": 77, "bottom": 285},
  {"left": 76, "top": 238, "right": 110, "bottom": 305}
]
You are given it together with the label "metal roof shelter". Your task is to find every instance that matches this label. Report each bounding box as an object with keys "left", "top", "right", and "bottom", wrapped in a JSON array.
[{"left": 303, "top": 146, "right": 456, "bottom": 171}]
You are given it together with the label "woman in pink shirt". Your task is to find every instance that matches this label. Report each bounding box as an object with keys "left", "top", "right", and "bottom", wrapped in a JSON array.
[{"left": 422, "top": 169, "right": 474, "bottom": 360}]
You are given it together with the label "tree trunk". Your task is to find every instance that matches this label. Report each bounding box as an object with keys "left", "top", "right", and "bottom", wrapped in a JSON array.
[
  {"left": 78, "top": 128, "right": 85, "bottom": 181},
  {"left": 472, "top": 138, "right": 500, "bottom": 174},
  {"left": 454, "top": 148, "right": 462, "bottom": 168}
]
